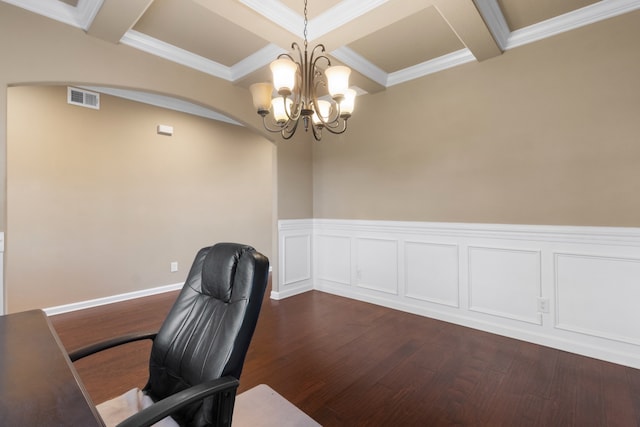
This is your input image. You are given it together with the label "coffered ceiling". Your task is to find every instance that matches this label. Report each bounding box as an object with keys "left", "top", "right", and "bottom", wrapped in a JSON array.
[{"left": 3, "top": 0, "right": 639, "bottom": 116}]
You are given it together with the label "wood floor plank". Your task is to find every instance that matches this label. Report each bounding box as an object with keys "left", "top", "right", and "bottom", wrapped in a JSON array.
[{"left": 50, "top": 289, "right": 640, "bottom": 426}]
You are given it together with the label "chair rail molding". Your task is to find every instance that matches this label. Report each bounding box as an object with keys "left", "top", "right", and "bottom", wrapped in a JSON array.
[{"left": 278, "top": 219, "right": 640, "bottom": 369}]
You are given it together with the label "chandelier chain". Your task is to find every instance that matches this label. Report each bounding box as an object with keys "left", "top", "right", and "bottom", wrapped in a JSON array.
[{"left": 303, "top": 0, "right": 308, "bottom": 50}]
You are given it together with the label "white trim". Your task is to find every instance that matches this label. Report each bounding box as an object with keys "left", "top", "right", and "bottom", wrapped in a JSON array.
[
  {"left": 312, "top": 219, "right": 640, "bottom": 246},
  {"left": 330, "top": 46, "right": 388, "bottom": 87},
  {"left": 279, "top": 219, "right": 640, "bottom": 369},
  {"left": 386, "top": 48, "right": 476, "bottom": 87},
  {"left": 120, "top": 30, "right": 233, "bottom": 81},
  {"left": 308, "top": 0, "right": 390, "bottom": 41},
  {"left": 230, "top": 44, "right": 287, "bottom": 82},
  {"left": 7, "top": 0, "right": 640, "bottom": 87},
  {"left": 44, "top": 282, "right": 183, "bottom": 316},
  {"left": 239, "top": 0, "right": 390, "bottom": 42},
  {"left": 270, "top": 282, "right": 313, "bottom": 300},
  {"left": 473, "top": 0, "right": 510, "bottom": 50},
  {"left": 239, "top": 0, "right": 301, "bottom": 37},
  {"left": 1, "top": 0, "right": 103, "bottom": 30},
  {"left": 76, "top": 0, "right": 103, "bottom": 29},
  {"left": 80, "top": 86, "right": 242, "bottom": 126},
  {"left": 504, "top": 0, "right": 640, "bottom": 50},
  {"left": 317, "top": 282, "right": 640, "bottom": 370}
]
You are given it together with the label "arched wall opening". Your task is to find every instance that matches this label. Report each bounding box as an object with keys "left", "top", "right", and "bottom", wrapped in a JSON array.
[{"left": 4, "top": 83, "right": 276, "bottom": 313}]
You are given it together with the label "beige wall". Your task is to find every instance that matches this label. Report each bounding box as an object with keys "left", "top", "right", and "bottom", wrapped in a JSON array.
[
  {"left": 6, "top": 86, "right": 274, "bottom": 312},
  {"left": 3, "top": 3, "right": 639, "bottom": 310},
  {"left": 0, "top": 3, "right": 314, "bottom": 311},
  {"left": 313, "top": 10, "right": 640, "bottom": 226}
]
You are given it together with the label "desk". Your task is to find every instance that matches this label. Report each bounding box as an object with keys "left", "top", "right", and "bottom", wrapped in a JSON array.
[{"left": 0, "top": 309, "right": 103, "bottom": 426}]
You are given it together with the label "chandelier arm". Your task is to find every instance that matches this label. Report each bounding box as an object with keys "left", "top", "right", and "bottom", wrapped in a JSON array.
[
  {"left": 311, "top": 123, "right": 322, "bottom": 141},
  {"left": 310, "top": 82, "right": 341, "bottom": 127},
  {"left": 320, "top": 118, "right": 348, "bottom": 135},
  {"left": 278, "top": 94, "right": 303, "bottom": 123},
  {"left": 309, "top": 44, "right": 329, "bottom": 66},
  {"left": 261, "top": 115, "right": 290, "bottom": 134},
  {"left": 280, "top": 117, "right": 300, "bottom": 140},
  {"left": 290, "top": 42, "right": 304, "bottom": 66},
  {"left": 308, "top": 48, "right": 344, "bottom": 126}
]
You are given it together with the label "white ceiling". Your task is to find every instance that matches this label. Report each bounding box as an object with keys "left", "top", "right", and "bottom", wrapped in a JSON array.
[{"left": 4, "top": 0, "right": 639, "bottom": 120}]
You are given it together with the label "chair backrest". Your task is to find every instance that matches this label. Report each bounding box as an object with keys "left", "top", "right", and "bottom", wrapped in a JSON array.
[{"left": 146, "top": 243, "right": 269, "bottom": 426}]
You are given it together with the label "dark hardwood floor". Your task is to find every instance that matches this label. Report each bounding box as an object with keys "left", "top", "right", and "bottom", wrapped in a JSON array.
[{"left": 51, "top": 288, "right": 640, "bottom": 426}]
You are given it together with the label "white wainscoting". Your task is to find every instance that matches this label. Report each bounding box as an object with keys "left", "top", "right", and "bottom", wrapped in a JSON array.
[
  {"left": 273, "top": 220, "right": 315, "bottom": 300},
  {"left": 278, "top": 219, "right": 640, "bottom": 369}
]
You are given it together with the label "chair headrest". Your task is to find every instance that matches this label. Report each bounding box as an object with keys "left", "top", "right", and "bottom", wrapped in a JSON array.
[{"left": 201, "top": 242, "right": 255, "bottom": 302}]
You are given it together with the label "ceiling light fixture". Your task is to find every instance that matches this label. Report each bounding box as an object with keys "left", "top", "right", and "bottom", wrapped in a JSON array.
[{"left": 249, "top": 0, "right": 355, "bottom": 141}]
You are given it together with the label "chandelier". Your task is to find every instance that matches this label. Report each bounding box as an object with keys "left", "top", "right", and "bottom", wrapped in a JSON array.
[{"left": 249, "top": 0, "right": 356, "bottom": 141}]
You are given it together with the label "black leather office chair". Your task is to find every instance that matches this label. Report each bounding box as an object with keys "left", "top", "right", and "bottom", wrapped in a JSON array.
[{"left": 70, "top": 243, "right": 270, "bottom": 427}]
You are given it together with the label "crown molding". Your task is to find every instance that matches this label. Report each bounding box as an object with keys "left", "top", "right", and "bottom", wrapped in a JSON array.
[
  {"left": 2, "top": 0, "right": 103, "bottom": 30},
  {"left": 120, "top": 30, "right": 232, "bottom": 81},
  {"left": 473, "top": 0, "right": 509, "bottom": 50},
  {"left": 6, "top": 0, "right": 640, "bottom": 89},
  {"left": 332, "top": 46, "right": 476, "bottom": 88},
  {"left": 230, "top": 44, "right": 287, "bottom": 81},
  {"left": 330, "top": 46, "right": 388, "bottom": 87},
  {"left": 81, "top": 86, "right": 241, "bottom": 125},
  {"left": 76, "top": 0, "right": 103, "bottom": 29},
  {"left": 239, "top": 0, "right": 300, "bottom": 36},
  {"left": 240, "top": 0, "right": 390, "bottom": 42},
  {"left": 309, "top": 0, "right": 390, "bottom": 41},
  {"left": 387, "top": 49, "right": 476, "bottom": 87},
  {"left": 503, "top": 0, "right": 640, "bottom": 50}
]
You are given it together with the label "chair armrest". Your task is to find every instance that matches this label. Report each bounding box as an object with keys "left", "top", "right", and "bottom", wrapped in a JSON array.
[
  {"left": 116, "top": 376, "right": 240, "bottom": 427},
  {"left": 69, "top": 332, "right": 158, "bottom": 362}
]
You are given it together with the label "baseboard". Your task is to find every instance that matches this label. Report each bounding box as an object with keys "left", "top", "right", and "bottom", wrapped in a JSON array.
[
  {"left": 278, "top": 218, "right": 640, "bottom": 369},
  {"left": 44, "top": 282, "right": 184, "bottom": 316},
  {"left": 270, "top": 282, "right": 314, "bottom": 300},
  {"left": 316, "top": 283, "right": 640, "bottom": 369}
]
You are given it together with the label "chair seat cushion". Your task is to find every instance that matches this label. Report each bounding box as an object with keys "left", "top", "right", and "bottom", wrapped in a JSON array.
[{"left": 96, "top": 388, "right": 179, "bottom": 427}]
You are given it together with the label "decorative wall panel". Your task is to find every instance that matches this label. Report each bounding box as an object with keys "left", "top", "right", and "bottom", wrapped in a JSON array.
[
  {"left": 316, "top": 235, "right": 351, "bottom": 285},
  {"left": 282, "top": 234, "right": 311, "bottom": 285},
  {"left": 405, "top": 241, "right": 459, "bottom": 307},
  {"left": 277, "top": 220, "right": 314, "bottom": 299},
  {"left": 280, "top": 219, "right": 640, "bottom": 369},
  {"left": 468, "top": 246, "right": 541, "bottom": 324},
  {"left": 355, "top": 238, "right": 398, "bottom": 294},
  {"left": 555, "top": 253, "right": 640, "bottom": 345}
]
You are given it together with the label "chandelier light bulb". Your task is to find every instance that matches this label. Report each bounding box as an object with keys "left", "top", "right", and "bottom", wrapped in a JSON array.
[
  {"left": 272, "top": 97, "right": 292, "bottom": 123},
  {"left": 325, "top": 65, "right": 351, "bottom": 100},
  {"left": 270, "top": 58, "right": 297, "bottom": 96},
  {"left": 312, "top": 100, "right": 332, "bottom": 125},
  {"left": 339, "top": 88, "right": 356, "bottom": 118},
  {"left": 249, "top": 82, "right": 274, "bottom": 115}
]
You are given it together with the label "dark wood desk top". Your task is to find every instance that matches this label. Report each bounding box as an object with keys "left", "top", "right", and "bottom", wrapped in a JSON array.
[{"left": 0, "top": 309, "right": 103, "bottom": 426}]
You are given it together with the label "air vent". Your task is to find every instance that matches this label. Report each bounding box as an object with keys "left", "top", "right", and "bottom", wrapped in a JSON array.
[{"left": 67, "top": 87, "right": 100, "bottom": 109}]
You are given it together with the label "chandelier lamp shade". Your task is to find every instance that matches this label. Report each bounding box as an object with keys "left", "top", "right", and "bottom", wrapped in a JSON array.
[{"left": 249, "top": 0, "right": 356, "bottom": 141}]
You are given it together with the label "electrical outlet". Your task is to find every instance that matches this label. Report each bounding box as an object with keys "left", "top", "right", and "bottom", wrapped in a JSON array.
[
  {"left": 170, "top": 261, "right": 178, "bottom": 273},
  {"left": 537, "top": 297, "right": 550, "bottom": 313}
]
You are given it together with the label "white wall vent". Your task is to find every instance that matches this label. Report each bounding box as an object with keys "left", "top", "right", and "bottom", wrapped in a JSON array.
[{"left": 67, "top": 87, "right": 100, "bottom": 109}]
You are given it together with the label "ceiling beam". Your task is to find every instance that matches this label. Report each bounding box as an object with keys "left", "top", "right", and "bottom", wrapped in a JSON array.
[
  {"left": 435, "top": 0, "right": 502, "bottom": 61},
  {"left": 87, "top": 0, "right": 155, "bottom": 43}
]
